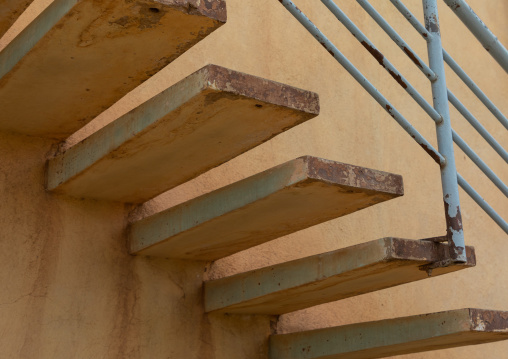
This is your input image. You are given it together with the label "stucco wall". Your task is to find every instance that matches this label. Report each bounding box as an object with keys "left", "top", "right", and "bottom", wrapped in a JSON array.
[{"left": 0, "top": 0, "right": 506, "bottom": 358}]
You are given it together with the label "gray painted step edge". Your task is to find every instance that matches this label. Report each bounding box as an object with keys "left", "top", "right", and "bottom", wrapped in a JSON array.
[
  {"left": 46, "top": 64, "right": 320, "bottom": 203},
  {"left": 205, "top": 237, "right": 476, "bottom": 314},
  {"left": 270, "top": 308, "right": 508, "bottom": 359},
  {"left": 129, "top": 156, "right": 403, "bottom": 260}
]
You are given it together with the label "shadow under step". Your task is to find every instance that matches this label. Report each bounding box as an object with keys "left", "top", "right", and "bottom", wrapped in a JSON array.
[
  {"left": 205, "top": 237, "right": 475, "bottom": 315},
  {"left": 270, "top": 308, "right": 508, "bottom": 359},
  {"left": 0, "top": 0, "right": 34, "bottom": 38},
  {"left": 0, "top": 0, "right": 226, "bottom": 138},
  {"left": 129, "top": 156, "right": 403, "bottom": 261},
  {"left": 46, "top": 65, "right": 319, "bottom": 203}
]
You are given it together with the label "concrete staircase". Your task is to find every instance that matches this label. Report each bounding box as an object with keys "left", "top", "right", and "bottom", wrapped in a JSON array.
[{"left": 1, "top": 0, "right": 507, "bottom": 358}]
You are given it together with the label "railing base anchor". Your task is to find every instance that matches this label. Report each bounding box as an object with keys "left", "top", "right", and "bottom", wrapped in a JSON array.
[{"left": 419, "top": 259, "right": 454, "bottom": 277}]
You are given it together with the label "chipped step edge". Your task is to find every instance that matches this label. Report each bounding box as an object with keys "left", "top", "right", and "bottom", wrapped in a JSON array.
[
  {"left": 157, "top": 0, "right": 227, "bottom": 22},
  {"left": 204, "top": 64, "right": 320, "bottom": 115}
]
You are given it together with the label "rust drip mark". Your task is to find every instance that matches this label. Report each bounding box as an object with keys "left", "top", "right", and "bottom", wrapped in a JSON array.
[
  {"left": 420, "top": 143, "right": 442, "bottom": 164},
  {"left": 361, "top": 41, "right": 385, "bottom": 68},
  {"left": 388, "top": 69, "right": 408, "bottom": 89},
  {"left": 444, "top": 200, "right": 465, "bottom": 257},
  {"left": 385, "top": 104, "right": 395, "bottom": 118},
  {"left": 320, "top": 42, "right": 335, "bottom": 57},
  {"left": 402, "top": 46, "right": 423, "bottom": 68},
  {"left": 426, "top": 14, "right": 440, "bottom": 33},
  {"left": 444, "top": 201, "right": 463, "bottom": 233}
]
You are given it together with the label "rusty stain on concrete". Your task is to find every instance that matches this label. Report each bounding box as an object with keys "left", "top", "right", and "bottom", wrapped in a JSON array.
[{"left": 470, "top": 309, "right": 508, "bottom": 332}]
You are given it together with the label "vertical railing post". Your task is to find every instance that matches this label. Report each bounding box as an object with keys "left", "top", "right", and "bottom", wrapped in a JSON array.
[{"left": 423, "top": 0, "right": 466, "bottom": 263}]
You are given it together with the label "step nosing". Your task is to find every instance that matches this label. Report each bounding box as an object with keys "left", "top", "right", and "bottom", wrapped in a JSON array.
[
  {"left": 270, "top": 308, "right": 508, "bottom": 359},
  {"left": 205, "top": 238, "right": 475, "bottom": 314},
  {"left": 46, "top": 65, "right": 319, "bottom": 203},
  {"left": 129, "top": 158, "right": 403, "bottom": 260}
]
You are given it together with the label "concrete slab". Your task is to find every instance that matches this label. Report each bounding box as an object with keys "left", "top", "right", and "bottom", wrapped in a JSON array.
[
  {"left": 46, "top": 65, "right": 320, "bottom": 202},
  {"left": 0, "top": 0, "right": 226, "bottom": 138},
  {"left": 129, "top": 156, "right": 404, "bottom": 260},
  {"left": 0, "top": 0, "right": 34, "bottom": 38},
  {"left": 205, "top": 238, "right": 476, "bottom": 314},
  {"left": 270, "top": 308, "right": 508, "bottom": 359}
]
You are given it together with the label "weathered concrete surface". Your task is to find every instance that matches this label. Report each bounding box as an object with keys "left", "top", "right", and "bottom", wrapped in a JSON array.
[
  {"left": 0, "top": 0, "right": 226, "bottom": 138},
  {"left": 270, "top": 308, "right": 508, "bottom": 359},
  {"left": 130, "top": 156, "right": 403, "bottom": 260},
  {"left": 46, "top": 64, "right": 320, "bottom": 203},
  {"left": 205, "top": 238, "right": 475, "bottom": 315},
  {"left": 1, "top": 0, "right": 507, "bottom": 358},
  {"left": 0, "top": 0, "right": 34, "bottom": 38}
]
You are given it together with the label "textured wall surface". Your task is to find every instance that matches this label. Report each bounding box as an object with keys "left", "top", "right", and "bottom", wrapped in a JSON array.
[{"left": 0, "top": 0, "right": 506, "bottom": 358}]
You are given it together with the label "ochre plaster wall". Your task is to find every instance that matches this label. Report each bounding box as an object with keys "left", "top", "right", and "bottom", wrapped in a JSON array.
[{"left": 0, "top": 0, "right": 506, "bottom": 358}]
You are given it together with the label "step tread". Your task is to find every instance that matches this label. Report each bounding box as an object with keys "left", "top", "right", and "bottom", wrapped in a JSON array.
[
  {"left": 0, "top": 0, "right": 226, "bottom": 138},
  {"left": 205, "top": 237, "right": 475, "bottom": 314},
  {"left": 47, "top": 65, "right": 319, "bottom": 203},
  {"left": 0, "top": 0, "right": 34, "bottom": 38},
  {"left": 130, "top": 157, "right": 403, "bottom": 260},
  {"left": 270, "top": 308, "right": 508, "bottom": 359}
]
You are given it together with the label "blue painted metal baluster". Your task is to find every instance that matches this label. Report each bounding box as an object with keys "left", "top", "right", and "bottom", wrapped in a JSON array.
[
  {"left": 443, "top": 0, "right": 508, "bottom": 73},
  {"left": 390, "top": 0, "right": 430, "bottom": 39},
  {"left": 357, "top": 0, "right": 437, "bottom": 81},
  {"left": 276, "top": 0, "right": 445, "bottom": 165},
  {"left": 277, "top": 0, "right": 507, "bottom": 240},
  {"left": 444, "top": 52, "right": 508, "bottom": 131},
  {"left": 452, "top": 130, "right": 508, "bottom": 197},
  {"left": 448, "top": 91, "right": 508, "bottom": 163},
  {"left": 391, "top": 0, "right": 508, "bottom": 130},
  {"left": 360, "top": 0, "right": 508, "bottom": 163},
  {"left": 320, "top": 0, "right": 442, "bottom": 123},
  {"left": 424, "top": 0, "right": 466, "bottom": 262},
  {"left": 457, "top": 174, "right": 508, "bottom": 234}
]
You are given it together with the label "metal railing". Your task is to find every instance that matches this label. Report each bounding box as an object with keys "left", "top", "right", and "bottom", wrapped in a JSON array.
[{"left": 277, "top": 0, "right": 508, "bottom": 266}]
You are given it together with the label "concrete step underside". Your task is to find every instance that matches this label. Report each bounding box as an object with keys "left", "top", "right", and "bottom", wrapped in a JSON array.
[
  {"left": 0, "top": 0, "right": 34, "bottom": 38},
  {"left": 205, "top": 237, "right": 476, "bottom": 315},
  {"left": 129, "top": 156, "right": 403, "bottom": 261},
  {"left": 46, "top": 65, "right": 320, "bottom": 203},
  {"left": 270, "top": 308, "right": 508, "bottom": 359},
  {"left": 0, "top": 0, "right": 226, "bottom": 138}
]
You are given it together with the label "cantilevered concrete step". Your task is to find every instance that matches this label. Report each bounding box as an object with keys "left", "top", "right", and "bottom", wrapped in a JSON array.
[
  {"left": 205, "top": 238, "right": 475, "bottom": 315},
  {"left": 129, "top": 156, "right": 404, "bottom": 260},
  {"left": 0, "top": 0, "right": 226, "bottom": 138},
  {"left": 270, "top": 308, "right": 508, "bottom": 359},
  {"left": 0, "top": 0, "right": 34, "bottom": 38},
  {"left": 47, "top": 65, "right": 320, "bottom": 202}
]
